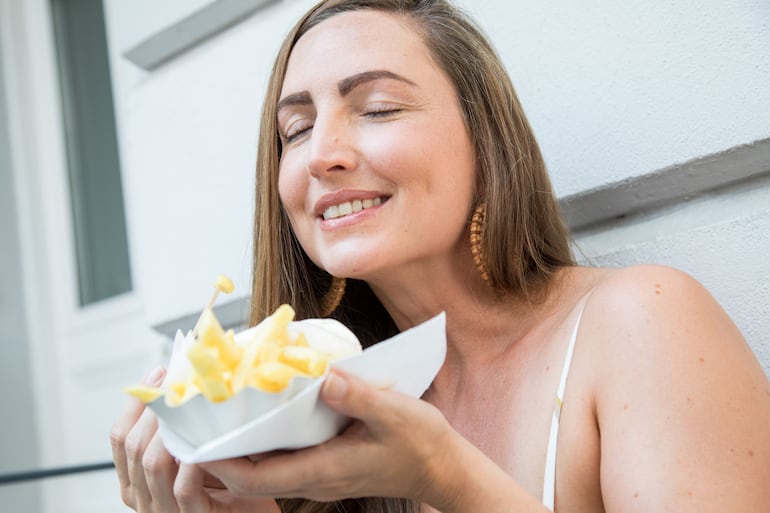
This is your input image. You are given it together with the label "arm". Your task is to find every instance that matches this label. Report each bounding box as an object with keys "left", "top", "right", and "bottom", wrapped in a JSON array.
[
  {"left": 589, "top": 266, "right": 770, "bottom": 512},
  {"left": 201, "top": 371, "right": 552, "bottom": 512}
]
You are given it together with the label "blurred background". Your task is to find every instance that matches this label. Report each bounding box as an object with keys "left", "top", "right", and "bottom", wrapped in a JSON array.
[{"left": 1, "top": 0, "right": 768, "bottom": 511}]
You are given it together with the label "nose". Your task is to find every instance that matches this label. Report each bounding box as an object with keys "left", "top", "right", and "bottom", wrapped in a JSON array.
[{"left": 306, "top": 115, "right": 358, "bottom": 177}]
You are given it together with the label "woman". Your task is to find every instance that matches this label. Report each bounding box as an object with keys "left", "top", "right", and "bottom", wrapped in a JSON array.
[{"left": 110, "top": 1, "right": 770, "bottom": 512}]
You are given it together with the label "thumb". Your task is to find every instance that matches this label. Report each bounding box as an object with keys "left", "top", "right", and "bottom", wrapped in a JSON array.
[{"left": 320, "top": 370, "right": 405, "bottom": 431}]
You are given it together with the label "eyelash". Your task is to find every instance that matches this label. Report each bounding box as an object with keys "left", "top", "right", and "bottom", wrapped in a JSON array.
[
  {"left": 282, "top": 106, "right": 403, "bottom": 143},
  {"left": 363, "top": 105, "right": 403, "bottom": 118},
  {"left": 284, "top": 121, "right": 313, "bottom": 143}
]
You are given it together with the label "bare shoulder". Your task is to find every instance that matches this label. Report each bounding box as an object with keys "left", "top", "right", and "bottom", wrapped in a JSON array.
[
  {"left": 583, "top": 264, "right": 746, "bottom": 347},
  {"left": 574, "top": 264, "right": 770, "bottom": 511},
  {"left": 580, "top": 263, "right": 766, "bottom": 394},
  {"left": 587, "top": 263, "right": 722, "bottom": 316}
]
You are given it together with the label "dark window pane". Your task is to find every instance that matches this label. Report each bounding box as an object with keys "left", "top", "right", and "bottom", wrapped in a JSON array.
[{"left": 51, "top": 0, "right": 132, "bottom": 305}]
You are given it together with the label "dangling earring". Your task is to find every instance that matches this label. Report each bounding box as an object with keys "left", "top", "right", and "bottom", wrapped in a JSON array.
[
  {"left": 319, "top": 275, "right": 346, "bottom": 316},
  {"left": 470, "top": 203, "right": 492, "bottom": 285}
]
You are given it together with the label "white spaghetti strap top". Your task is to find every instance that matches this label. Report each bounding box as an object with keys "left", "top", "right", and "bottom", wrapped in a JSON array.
[{"left": 541, "top": 295, "right": 591, "bottom": 511}]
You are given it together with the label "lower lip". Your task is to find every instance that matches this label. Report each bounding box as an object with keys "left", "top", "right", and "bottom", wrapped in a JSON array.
[{"left": 318, "top": 201, "right": 385, "bottom": 230}]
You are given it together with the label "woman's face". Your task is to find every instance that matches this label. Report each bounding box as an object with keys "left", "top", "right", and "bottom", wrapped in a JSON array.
[{"left": 277, "top": 10, "right": 476, "bottom": 283}]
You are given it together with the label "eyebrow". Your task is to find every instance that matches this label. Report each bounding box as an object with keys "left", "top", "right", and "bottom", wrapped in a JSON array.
[
  {"left": 276, "top": 91, "right": 312, "bottom": 114},
  {"left": 277, "top": 70, "right": 416, "bottom": 114},
  {"left": 338, "top": 69, "right": 415, "bottom": 96}
]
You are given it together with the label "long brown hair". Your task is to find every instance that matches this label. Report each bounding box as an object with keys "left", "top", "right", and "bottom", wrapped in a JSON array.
[{"left": 250, "top": 1, "right": 573, "bottom": 510}]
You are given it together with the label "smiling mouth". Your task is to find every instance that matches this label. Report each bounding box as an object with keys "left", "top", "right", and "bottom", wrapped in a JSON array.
[{"left": 322, "top": 196, "right": 386, "bottom": 220}]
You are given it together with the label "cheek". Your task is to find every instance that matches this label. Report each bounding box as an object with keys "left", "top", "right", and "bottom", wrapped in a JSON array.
[
  {"left": 382, "top": 116, "right": 474, "bottom": 200},
  {"left": 277, "top": 160, "right": 306, "bottom": 220},
  {"left": 278, "top": 165, "right": 317, "bottom": 260},
  {"left": 360, "top": 123, "right": 430, "bottom": 185}
]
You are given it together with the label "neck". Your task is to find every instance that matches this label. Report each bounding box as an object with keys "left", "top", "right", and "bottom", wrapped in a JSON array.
[{"left": 368, "top": 264, "right": 565, "bottom": 368}]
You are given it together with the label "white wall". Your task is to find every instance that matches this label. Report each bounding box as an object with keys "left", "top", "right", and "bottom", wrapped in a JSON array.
[
  {"left": 101, "top": 0, "right": 770, "bottom": 365},
  {"left": 463, "top": 0, "right": 770, "bottom": 196},
  {"left": 104, "top": 0, "right": 320, "bottom": 328},
  {"left": 103, "top": 0, "right": 770, "bottom": 330}
]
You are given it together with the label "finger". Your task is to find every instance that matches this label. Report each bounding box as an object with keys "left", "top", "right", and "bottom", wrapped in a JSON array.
[
  {"left": 199, "top": 457, "right": 258, "bottom": 493},
  {"left": 202, "top": 456, "right": 287, "bottom": 497},
  {"left": 175, "top": 463, "right": 213, "bottom": 513},
  {"left": 143, "top": 432, "right": 180, "bottom": 513},
  {"left": 110, "top": 366, "right": 165, "bottom": 506},
  {"left": 321, "top": 370, "right": 421, "bottom": 433},
  {"left": 201, "top": 448, "right": 342, "bottom": 499},
  {"left": 124, "top": 408, "right": 160, "bottom": 510},
  {"left": 177, "top": 462, "right": 282, "bottom": 512},
  {"left": 199, "top": 451, "right": 295, "bottom": 495},
  {"left": 111, "top": 408, "right": 144, "bottom": 505}
]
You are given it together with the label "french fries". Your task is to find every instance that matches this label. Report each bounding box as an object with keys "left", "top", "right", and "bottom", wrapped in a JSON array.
[{"left": 126, "top": 295, "right": 349, "bottom": 406}]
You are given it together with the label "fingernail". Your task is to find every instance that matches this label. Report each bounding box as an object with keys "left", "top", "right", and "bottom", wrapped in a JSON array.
[
  {"left": 142, "top": 366, "right": 165, "bottom": 386},
  {"left": 322, "top": 372, "right": 348, "bottom": 401}
]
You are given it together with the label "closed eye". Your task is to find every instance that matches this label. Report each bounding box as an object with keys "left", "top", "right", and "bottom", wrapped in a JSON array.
[
  {"left": 363, "top": 105, "right": 403, "bottom": 118},
  {"left": 284, "top": 120, "right": 314, "bottom": 143}
]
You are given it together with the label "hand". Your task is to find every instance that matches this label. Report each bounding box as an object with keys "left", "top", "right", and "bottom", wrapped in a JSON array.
[
  {"left": 200, "top": 370, "right": 460, "bottom": 506},
  {"left": 109, "top": 367, "right": 280, "bottom": 513}
]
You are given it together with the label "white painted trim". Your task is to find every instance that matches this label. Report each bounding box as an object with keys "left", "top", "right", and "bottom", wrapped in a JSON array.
[
  {"left": 123, "top": 0, "right": 279, "bottom": 70},
  {"left": 561, "top": 138, "right": 770, "bottom": 230},
  {"left": 1, "top": 0, "right": 73, "bottom": 478}
]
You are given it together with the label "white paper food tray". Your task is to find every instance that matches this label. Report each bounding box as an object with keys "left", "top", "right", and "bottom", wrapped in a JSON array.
[{"left": 155, "top": 312, "right": 446, "bottom": 463}]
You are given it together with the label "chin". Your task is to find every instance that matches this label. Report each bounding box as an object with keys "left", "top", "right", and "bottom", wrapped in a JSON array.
[
  {"left": 319, "top": 260, "right": 368, "bottom": 279},
  {"left": 316, "top": 241, "right": 383, "bottom": 278}
]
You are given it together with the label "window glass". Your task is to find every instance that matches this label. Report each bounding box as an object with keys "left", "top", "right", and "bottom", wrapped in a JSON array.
[{"left": 51, "top": 0, "right": 132, "bottom": 305}]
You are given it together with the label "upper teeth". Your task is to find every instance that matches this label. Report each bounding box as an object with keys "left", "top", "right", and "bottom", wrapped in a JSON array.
[{"left": 323, "top": 197, "right": 383, "bottom": 220}]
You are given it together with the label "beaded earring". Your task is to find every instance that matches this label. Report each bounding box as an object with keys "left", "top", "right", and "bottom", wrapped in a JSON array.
[
  {"left": 319, "top": 275, "right": 346, "bottom": 316},
  {"left": 470, "top": 203, "right": 492, "bottom": 285}
]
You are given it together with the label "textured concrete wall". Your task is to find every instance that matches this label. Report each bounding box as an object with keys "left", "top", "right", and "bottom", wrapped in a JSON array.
[
  {"left": 462, "top": 0, "right": 770, "bottom": 196},
  {"left": 574, "top": 174, "right": 770, "bottom": 376}
]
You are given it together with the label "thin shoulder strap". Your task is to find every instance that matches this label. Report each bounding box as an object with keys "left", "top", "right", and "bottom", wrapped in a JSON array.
[{"left": 541, "top": 293, "right": 592, "bottom": 511}]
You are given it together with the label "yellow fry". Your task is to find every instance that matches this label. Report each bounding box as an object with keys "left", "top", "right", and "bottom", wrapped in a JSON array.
[
  {"left": 215, "top": 275, "right": 235, "bottom": 294},
  {"left": 123, "top": 385, "right": 164, "bottom": 404},
  {"left": 188, "top": 343, "right": 226, "bottom": 377},
  {"left": 165, "top": 381, "right": 188, "bottom": 406},
  {"left": 188, "top": 343, "right": 232, "bottom": 401},
  {"left": 232, "top": 304, "right": 296, "bottom": 390},
  {"left": 246, "top": 361, "right": 306, "bottom": 393},
  {"left": 292, "top": 332, "right": 310, "bottom": 347},
  {"left": 195, "top": 375, "right": 231, "bottom": 402},
  {"left": 257, "top": 340, "right": 282, "bottom": 365},
  {"left": 263, "top": 304, "right": 295, "bottom": 346},
  {"left": 279, "top": 346, "right": 329, "bottom": 377},
  {"left": 197, "top": 309, "right": 242, "bottom": 369}
]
